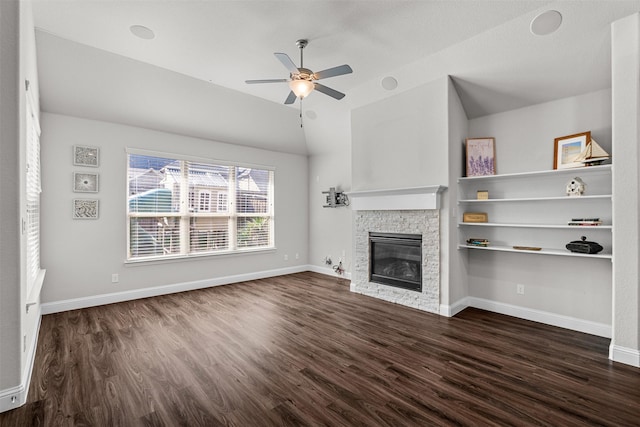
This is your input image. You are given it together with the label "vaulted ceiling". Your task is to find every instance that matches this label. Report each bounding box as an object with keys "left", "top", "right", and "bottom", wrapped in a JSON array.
[{"left": 32, "top": 1, "right": 640, "bottom": 155}]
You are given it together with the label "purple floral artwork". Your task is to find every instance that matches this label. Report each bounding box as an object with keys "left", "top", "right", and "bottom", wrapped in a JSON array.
[{"left": 466, "top": 138, "right": 496, "bottom": 177}]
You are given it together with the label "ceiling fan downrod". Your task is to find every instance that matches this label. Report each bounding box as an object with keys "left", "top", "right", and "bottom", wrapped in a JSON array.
[{"left": 296, "top": 39, "right": 308, "bottom": 68}]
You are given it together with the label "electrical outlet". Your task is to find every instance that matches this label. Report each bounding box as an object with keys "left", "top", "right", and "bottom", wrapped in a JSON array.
[
  {"left": 111, "top": 273, "right": 119, "bottom": 283},
  {"left": 284, "top": 254, "right": 288, "bottom": 261},
  {"left": 295, "top": 253, "right": 299, "bottom": 260},
  {"left": 517, "top": 284, "right": 525, "bottom": 295}
]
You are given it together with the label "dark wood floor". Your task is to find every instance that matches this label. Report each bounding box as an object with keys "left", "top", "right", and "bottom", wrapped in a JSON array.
[{"left": 2, "top": 272, "right": 639, "bottom": 426}]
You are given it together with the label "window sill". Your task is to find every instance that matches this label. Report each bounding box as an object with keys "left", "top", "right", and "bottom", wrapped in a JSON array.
[{"left": 124, "top": 247, "right": 276, "bottom": 266}]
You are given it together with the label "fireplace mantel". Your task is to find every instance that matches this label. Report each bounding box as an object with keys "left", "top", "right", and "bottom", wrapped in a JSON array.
[{"left": 347, "top": 185, "right": 446, "bottom": 211}]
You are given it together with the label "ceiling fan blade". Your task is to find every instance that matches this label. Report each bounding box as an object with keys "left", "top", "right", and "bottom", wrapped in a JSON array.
[
  {"left": 284, "top": 91, "right": 297, "bottom": 105},
  {"left": 314, "top": 83, "right": 345, "bottom": 100},
  {"left": 314, "top": 64, "right": 353, "bottom": 80},
  {"left": 245, "top": 79, "right": 289, "bottom": 84},
  {"left": 274, "top": 53, "right": 299, "bottom": 75}
]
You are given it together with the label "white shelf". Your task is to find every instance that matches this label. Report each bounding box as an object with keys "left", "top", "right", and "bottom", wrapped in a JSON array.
[
  {"left": 457, "top": 163, "right": 612, "bottom": 260},
  {"left": 459, "top": 195, "right": 612, "bottom": 203},
  {"left": 457, "top": 164, "right": 611, "bottom": 183},
  {"left": 458, "top": 244, "right": 612, "bottom": 259},
  {"left": 459, "top": 222, "right": 612, "bottom": 229}
]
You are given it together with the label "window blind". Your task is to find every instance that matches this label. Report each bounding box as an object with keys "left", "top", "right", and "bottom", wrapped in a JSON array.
[
  {"left": 25, "top": 85, "right": 41, "bottom": 296},
  {"left": 127, "top": 152, "right": 274, "bottom": 261}
]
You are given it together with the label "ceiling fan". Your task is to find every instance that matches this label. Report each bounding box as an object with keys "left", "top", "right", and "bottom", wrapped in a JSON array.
[{"left": 245, "top": 39, "right": 353, "bottom": 104}]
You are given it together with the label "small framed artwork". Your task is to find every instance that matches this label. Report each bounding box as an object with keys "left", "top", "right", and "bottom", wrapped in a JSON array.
[
  {"left": 73, "top": 145, "right": 100, "bottom": 167},
  {"left": 553, "top": 131, "right": 590, "bottom": 169},
  {"left": 73, "top": 199, "right": 99, "bottom": 219},
  {"left": 73, "top": 172, "right": 99, "bottom": 193},
  {"left": 466, "top": 137, "right": 496, "bottom": 177}
]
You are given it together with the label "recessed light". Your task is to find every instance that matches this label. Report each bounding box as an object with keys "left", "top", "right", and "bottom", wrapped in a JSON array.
[
  {"left": 130, "top": 25, "right": 155, "bottom": 40},
  {"left": 381, "top": 76, "right": 398, "bottom": 91},
  {"left": 530, "top": 10, "right": 562, "bottom": 36}
]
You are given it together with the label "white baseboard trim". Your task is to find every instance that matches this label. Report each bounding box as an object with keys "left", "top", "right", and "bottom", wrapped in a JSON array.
[
  {"left": 0, "top": 306, "right": 42, "bottom": 413},
  {"left": 440, "top": 297, "right": 472, "bottom": 317},
  {"left": 307, "top": 264, "right": 352, "bottom": 280},
  {"left": 462, "top": 297, "right": 611, "bottom": 338},
  {"left": 609, "top": 344, "right": 640, "bottom": 367},
  {"left": 41, "top": 265, "right": 308, "bottom": 315}
]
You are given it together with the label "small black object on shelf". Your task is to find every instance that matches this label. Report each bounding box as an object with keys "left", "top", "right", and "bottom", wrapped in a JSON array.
[{"left": 566, "top": 236, "right": 603, "bottom": 254}]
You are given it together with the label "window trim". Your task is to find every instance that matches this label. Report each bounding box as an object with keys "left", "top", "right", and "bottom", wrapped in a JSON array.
[{"left": 126, "top": 148, "right": 275, "bottom": 262}]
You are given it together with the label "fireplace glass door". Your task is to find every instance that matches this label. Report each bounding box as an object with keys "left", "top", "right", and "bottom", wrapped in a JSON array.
[{"left": 369, "top": 232, "right": 422, "bottom": 291}]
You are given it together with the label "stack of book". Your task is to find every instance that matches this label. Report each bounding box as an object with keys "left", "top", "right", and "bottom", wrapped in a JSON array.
[
  {"left": 467, "top": 238, "right": 490, "bottom": 247},
  {"left": 568, "top": 218, "right": 602, "bottom": 226}
]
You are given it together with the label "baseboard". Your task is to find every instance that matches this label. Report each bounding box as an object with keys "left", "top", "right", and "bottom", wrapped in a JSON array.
[
  {"left": 41, "top": 265, "right": 308, "bottom": 314},
  {"left": 440, "top": 296, "right": 471, "bottom": 317},
  {"left": 441, "top": 296, "right": 611, "bottom": 338},
  {"left": 465, "top": 297, "right": 611, "bottom": 338},
  {"left": 609, "top": 344, "right": 640, "bottom": 367},
  {"left": 307, "top": 264, "right": 352, "bottom": 280},
  {"left": 0, "top": 306, "right": 42, "bottom": 413}
]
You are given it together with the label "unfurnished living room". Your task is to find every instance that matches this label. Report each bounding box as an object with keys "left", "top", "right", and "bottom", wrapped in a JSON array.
[{"left": 1, "top": 0, "right": 640, "bottom": 425}]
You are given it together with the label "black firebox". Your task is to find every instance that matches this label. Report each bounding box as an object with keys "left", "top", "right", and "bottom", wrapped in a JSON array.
[{"left": 369, "top": 232, "right": 422, "bottom": 292}]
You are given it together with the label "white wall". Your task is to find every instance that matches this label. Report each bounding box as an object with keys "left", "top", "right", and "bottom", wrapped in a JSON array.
[
  {"left": 468, "top": 89, "right": 612, "bottom": 175},
  {"left": 40, "top": 113, "right": 308, "bottom": 304},
  {"left": 611, "top": 13, "right": 640, "bottom": 366},
  {"left": 308, "top": 152, "right": 352, "bottom": 276},
  {"left": 0, "top": 0, "right": 42, "bottom": 412},
  {"left": 445, "top": 77, "right": 469, "bottom": 309},
  {"left": 0, "top": 0, "right": 22, "bottom": 396},
  {"left": 304, "top": 98, "right": 353, "bottom": 276},
  {"left": 465, "top": 89, "right": 613, "bottom": 329},
  {"left": 351, "top": 78, "right": 449, "bottom": 191}
]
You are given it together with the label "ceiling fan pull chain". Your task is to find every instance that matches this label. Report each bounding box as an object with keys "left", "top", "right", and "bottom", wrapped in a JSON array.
[{"left": 299, "top": 101, "right": 304, "bottom": 128}]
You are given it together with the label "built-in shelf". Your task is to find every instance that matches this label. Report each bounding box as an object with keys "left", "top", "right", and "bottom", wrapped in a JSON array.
[
  {"left": 459, "top": 222, "right": 612, "bottom": 229},
  {"left": 459, "top": 195, "right": 612, "bottom": 203},
  {"left": 457, "top": 164, "right": 611, "bottom": 183},
  {"left": 457, "top": 164, "right": 612, "bottom": 260},
  {"left": 458, "top": 244, "right": 612, "bottom": 259}
]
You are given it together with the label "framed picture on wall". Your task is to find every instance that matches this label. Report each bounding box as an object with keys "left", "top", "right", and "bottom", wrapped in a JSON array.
[
  {"left": 73, "top": 145, "right": 100, "bottom": 167},
  {"left": 553, "top": 131, "right": 590, "bottom": 169},
  {"left": 73, "top": 172, "right": 99, "bottom": 193},
  {"left": 73, "top": 199, "right": 99, "bottom": 219},
  {"left": 465, "top": 137, "right": 496, "bottom": 177}
]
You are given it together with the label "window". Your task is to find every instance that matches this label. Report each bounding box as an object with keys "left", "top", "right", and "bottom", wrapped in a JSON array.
[
  {"left": 127, "top": 152, "right": 274, "bottom": 261},
  {"left": 26, "top": 85, "right": 42, "bottom": 296},
  {"left": 198, "top": 191, "right": 211, "bottom": 212}
]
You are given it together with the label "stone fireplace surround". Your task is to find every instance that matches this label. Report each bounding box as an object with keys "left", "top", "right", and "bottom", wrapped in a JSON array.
[{"left": 348, "top": 186, "right": 445, "bottom": 314}]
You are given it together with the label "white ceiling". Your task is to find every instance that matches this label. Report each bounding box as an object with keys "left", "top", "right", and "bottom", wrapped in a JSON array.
[{"left": 31, "top": 0, "right": 640, "bottom": 155}]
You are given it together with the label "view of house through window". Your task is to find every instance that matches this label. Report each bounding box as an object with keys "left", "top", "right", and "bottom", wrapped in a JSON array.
[{"left": 127, "top": 152, "right": 274, "bottom": 260}]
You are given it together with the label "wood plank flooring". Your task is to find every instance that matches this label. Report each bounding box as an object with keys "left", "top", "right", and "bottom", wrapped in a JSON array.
[{"left": 1, "top": 272, "right": 639, "bottom": 426}]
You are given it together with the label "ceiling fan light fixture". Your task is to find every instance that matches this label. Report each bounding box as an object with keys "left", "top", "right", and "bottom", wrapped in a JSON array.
[{"left": 289, "top": 79, "right": 314, "bottom": 99}]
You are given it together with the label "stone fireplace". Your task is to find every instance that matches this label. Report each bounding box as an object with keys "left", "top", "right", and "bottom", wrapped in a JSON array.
[{"left": 348, "top": 186, "right": 445, "bottom": 314}]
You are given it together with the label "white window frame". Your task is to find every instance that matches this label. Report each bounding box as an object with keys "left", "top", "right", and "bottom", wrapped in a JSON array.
[{"left": 126, "top": 149, "right": 275, "bottom": 262}]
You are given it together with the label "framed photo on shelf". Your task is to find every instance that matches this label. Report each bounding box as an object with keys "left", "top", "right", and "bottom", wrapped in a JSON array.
[
  {"left": 553, "top": 131, "right": 590, "bottom": 169},
  {"left": 73, "top": 172, "right": 99, "bottom": 193},
  {"left": 73, "top": 145, "right": 100, "bottom": 167},
  {"left": 465, "top": 137, "right": 496, "bottom": 177},
  {"left": 73, "top": 199, "right": 99, "bottom": 219}
]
